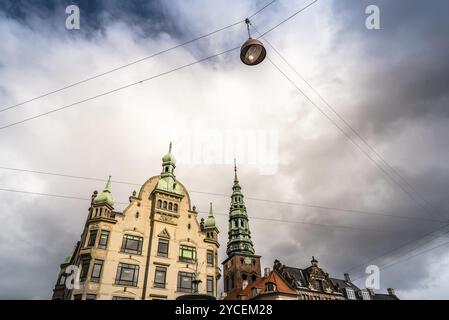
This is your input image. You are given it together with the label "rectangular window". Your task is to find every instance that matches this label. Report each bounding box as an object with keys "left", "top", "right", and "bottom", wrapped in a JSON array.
[
  {"left": 346, "top": 287, "right": 356, "bottom": 300},
  {"left": 121, "top": 235, "right": 143, "bottom": 255},
  {"left": 157, "top": 239, "right": 169, "bottom": 257},
  {"left": 86, "top": 294, "right": 96, "bottom": 300},
  {"left": 207, "top": 250, "right": 214, "bottom": 266},
  {"left": 90, "top": 259, "right": 104, "bottom": 283},
  {"left": 98, "top": 230, "right": 110, "bottom": 249},
  {"left": 207, "top": 276, "right": 214, "bottom": 296},
  {"left": 80, "top": 259, "right": 91, "bottom": 282},
  {"left": 179, "top": 245, "right": 196, "bottom": 262},
  {"left": 177, "top": 271, "right": 194, "bottom": 293},
  {"left": 73, "top": 294, "right": 82, "bottom": 300},
  {"left": 57, "top": 274, "right": 66, "bottom": 286},
  {"left": 112, "top": 296, "right": 135, "bottom": 300},
  {"left": 115, "top": 263, "right": 139, "bottom": 286},
  {"left": 87, "top": 229, "right": 98, "bottom": 247},
  {"left": 154, "top": 266, "right": 167, "bottom": 288},
  {"left": 361, "top": 290, "right": 371, "bottom": 300}
]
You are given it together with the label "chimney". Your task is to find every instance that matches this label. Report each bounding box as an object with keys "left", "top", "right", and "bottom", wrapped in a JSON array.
[
  {"left": 387, "top": 288, "right": 396, "bottom": 296},
  {"left": 264, "top": 267, "right": 271, "bottom": 277},
  {"left": 344, "top": 273, "right": 351, "bottom": 282}
]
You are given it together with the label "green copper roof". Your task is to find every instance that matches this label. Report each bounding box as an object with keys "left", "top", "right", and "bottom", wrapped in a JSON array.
[
  {"left": 93, "top": 176, "right": 114, "bottom": 207},
  {"left": 156, "top": 142, "right": 183, "bottom": 196},
  {"left": 162, "top": 141, "right": 176, "bottom": 164},
  {"left": 226, "top": 160, "right": 255, "bottom": 256},
  {"left": 204, "top": 202, "right": 217, "bottom": 228}
]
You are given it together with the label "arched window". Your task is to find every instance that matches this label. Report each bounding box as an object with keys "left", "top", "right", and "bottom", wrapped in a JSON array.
[
  {"left": 168, "top": 203, "right": 173, "bottom": 210},
  {"left": 163, "top": 201, "right": 167, "bottom": 209},
  {"left": 157, "top": 200, "right": 162, "bottom": 208},
  {"left": 173, "top": 204, "right": 178, "bottom": 212},
  {"left": 165, "top": 167, "right": 168, "bottom": 172},
  {"left": 240, "top": 220, "right": 244, "bottom": 227}
]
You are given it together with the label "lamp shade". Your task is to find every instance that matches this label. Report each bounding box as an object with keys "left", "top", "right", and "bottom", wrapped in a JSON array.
[{"left": 240, "top": 38, "right": 266, "bottom": 66}]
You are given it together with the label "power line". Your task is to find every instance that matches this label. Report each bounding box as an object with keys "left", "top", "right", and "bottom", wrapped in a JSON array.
[
  {"left": 351, "top": 236, "right": 449, "bottom": 283},
  {"left": 249, "top": 0, "right": 278, "bottom": 19},
  {"left": 256, "top": 27, "right": 440, "bottom": 219},
  {"left": 250, "top": 20, "right": 449, "bottom": 275},
  {"left": 0, "top": 46, "right": 239, "bottom": 131},
  {"left": 0, "top": 0, "right": 277, "bottom": 114},
  {"left": 265, "top": 55, "right": 444, "bottom": 222},
  {"left": 344, "top": 223, "right": 449, "bottom": 274},
  {"left": 0, "top": 187, "right": 383, "bottom": 233},
  {"left": 0, "top": 165, "right": 444, "bottom": 224},
  {"left": 266, "top": 49, "right": 449, "bottom": 282},
  {"left": 258, "top": 0, "right": 319, "bottom": 37}
]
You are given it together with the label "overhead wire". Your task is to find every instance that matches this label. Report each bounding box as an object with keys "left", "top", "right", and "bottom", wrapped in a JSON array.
[
  {"left": 0, "top": 165, "right": 445, "bottom": 224},
  {"left": 0, "top": 0, "right": 277, "bottom": 114}
]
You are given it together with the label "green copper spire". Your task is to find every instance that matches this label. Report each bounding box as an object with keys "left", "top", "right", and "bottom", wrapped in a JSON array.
[
  {"left": 93, "top": 176, "right": 114, "bottom": 207},
  {"left": 156, "top": 142, "right": 183, "bottom": 195},
  {"left": 204, "top": 202, "right": 217, "bottom": 228},
  {"left": 226, "top": 160, "right": 255, "bottom": 256}
]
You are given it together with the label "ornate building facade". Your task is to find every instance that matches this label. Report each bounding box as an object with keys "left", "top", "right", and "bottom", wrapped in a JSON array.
[{"left": 52, "top": 144, "right": 220, "bottom": 300}]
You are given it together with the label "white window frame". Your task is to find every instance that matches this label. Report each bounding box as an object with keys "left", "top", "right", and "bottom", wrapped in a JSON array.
[{"left": 346, "top": 287, "right": 356, "bottom": 300}]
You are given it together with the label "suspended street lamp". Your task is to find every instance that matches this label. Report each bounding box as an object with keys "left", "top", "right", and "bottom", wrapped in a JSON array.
[{"left": 240, "top": 18, "right": 266, "bottom": 66}]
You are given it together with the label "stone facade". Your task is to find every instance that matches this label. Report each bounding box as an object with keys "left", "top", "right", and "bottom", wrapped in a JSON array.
[{"left": 52, "top": 145, "right": 220, "bottom": 300}]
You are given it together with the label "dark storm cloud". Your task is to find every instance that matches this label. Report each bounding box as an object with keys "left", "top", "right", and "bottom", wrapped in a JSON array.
[
  {"left": 1, "top": 0, "right": 449, "bottom": 300},
  {"left": 261, "top": 0, "right": 449, "bottom": 295},
  {"left": 330, "top": 0, "right": 449, "bottom": 131},
  {"left": 0, "top": 0, "right": 184, "bottom": 38}
]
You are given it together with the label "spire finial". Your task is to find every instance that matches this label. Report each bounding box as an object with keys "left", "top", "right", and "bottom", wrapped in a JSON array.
[
  {"left": 169, "top": 141, "right": 172, "bottom": 153},
  {"left": 234, "top": 158, "right": 238, "bottom": 182},
  {"left": 209, "top": 202, "right": 213, "bottom": 216},
  {"left": 104, "top": 175, "right": 112, "bottom": 192}
]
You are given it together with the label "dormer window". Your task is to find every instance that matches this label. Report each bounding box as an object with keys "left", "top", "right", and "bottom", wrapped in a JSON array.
[
  {"left": 266, "top": 282, "right": 276, "bottom": 292},
  {"left": 346, "top": 287, "right": 356, "bottom": 300},
  {"left": 361, "top": 290, "right": 371, "bottom": 300}
]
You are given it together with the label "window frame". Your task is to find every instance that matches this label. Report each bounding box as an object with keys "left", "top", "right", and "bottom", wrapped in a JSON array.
[
  {"left": 80, "top": 259, "right": 91, "bottom": 282},
  {"left": 121, "top": 234, "right": 143, "bottom": 255},
  {"left": 207, "top": 250, "right": 214, "bottom": 266},
  {"left": 346, "top": 287, "right": 356, "bottom": 300},
  {"left": 115, "top": 263, "right": 139, "bottom": 287},
  {"left": 179, "top": 245, "right": 197, "bottom": 263},
  {"left": 87, "top": 229, "right": 98, "bottom": 247},
  {"left": 177, "top": 271, "right": 194, "bottom": 293},
  {"left": 207, "top": 275, "right": 214, "bottom": 296},
  {"left": 86, "top": 294, "right": 96, "bottom": 300},
  {"left": 157, "top": 238, "right": 169, "bottom": 257},
  {"left": 98, "top": 230, "right": 110, "bottom": 249},
  {"left": 90, "top": 259, "right": 104, "bottom": 283},
  {"left": 154, "top": 266, "right": 167, "bottom": 288}
]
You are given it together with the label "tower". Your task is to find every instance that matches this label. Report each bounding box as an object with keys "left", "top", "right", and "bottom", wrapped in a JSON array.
[{"left": 222, "top": 160, "right": 261, "bottom": 295}]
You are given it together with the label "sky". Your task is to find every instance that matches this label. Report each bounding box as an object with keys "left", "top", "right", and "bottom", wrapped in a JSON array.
[{"left": 0, "top": 0, "right": 448, "bottom": 299}]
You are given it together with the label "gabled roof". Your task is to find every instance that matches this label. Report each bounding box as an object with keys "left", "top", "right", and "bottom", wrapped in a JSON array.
[{"left": 224, "top": 271, "right": 297, "bottom": 300}]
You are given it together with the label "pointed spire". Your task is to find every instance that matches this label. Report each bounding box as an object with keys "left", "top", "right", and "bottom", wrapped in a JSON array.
[
  {"left": 93, "top": 175, "right": 114, "bottom": 207},
  {"left": 234, "top": 158, "right": 238, "bottom": 182},
  {"left": 204, "top": 202, "right": 217, "bottom": 228},
  {"left": 104, "top": 175, "right": 112, "bottom": 192},
  {"left": 169, "top": 141, "right": 172, "bottom": 153}
]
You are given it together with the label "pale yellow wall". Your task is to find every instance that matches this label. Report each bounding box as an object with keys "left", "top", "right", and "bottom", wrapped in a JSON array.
[{"left": 70, "top": 175, "right": 219, "bottom": 300}]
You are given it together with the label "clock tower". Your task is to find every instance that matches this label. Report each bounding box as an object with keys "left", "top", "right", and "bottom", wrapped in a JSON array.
[{"left": 222, "top": 160, "right": 261, "bottom": 295}]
